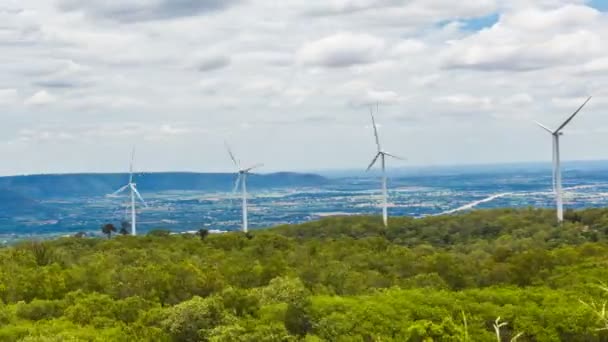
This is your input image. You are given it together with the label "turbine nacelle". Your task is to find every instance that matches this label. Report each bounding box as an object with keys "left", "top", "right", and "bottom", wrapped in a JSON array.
[{"left": 237, "top": 163, "right": 263, "bottom": 175}]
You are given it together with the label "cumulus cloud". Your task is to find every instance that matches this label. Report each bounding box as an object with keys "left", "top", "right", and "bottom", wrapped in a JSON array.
[
  {"left": 442, "top": 5, "right": 606, "bottom": 71},
  {"left": 389, "top": 39, "right": 427, "bottom": 57},
  {"left": 57, "top": 0, "right": 241, "bottom": 22},
  {"left": 501, "top": 4, "right": 599, "bottom": 31},
  {"left": 25, "top": 90, "right": 56, "bottom": 106},
  {"left": 2, "top": 0, "right": 608, "bottom": 173},
  {"left": 64, "top": 95, "right": 147, "bottom": 111},
  {"left": 242, "top": 79, "right": 284, "bottom": 97},
  {"left": 306, "top": 0, "right": 402, "bottom": 16},
  {"left": 296, "top": 32, "right": 385, "bottom": 68},
  {"left": 32, "top": 60, "right": 92, "bottom": 89},
  {"left": 352, "top": 89, "right": 402, "bottom": 106},
  {"left": 305, "top": 0, "right": 498, "bottom": 23},
  {"left": 501, "top": 93, "right": 534, "bottom": 106},
  {"left": 332, "top": 80, "right": 401, "bottom": 106},
  {"left": 435, "top": 94, "right": 493, "bottom": 108},
  {"left": 551, "top": 96, "right": 593, "bottom": 109},
  {"left": 17, "top": 129, "right": 75, "bottom": 144},
  {"left": 579, "top": 57, "right": 608, "bottom": 74}
]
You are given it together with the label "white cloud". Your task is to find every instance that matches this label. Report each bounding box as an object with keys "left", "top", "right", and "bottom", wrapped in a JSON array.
[
  {"left": 389, "top": 39, "right": 427, "bottom": 57},
  {"left": 501, "top": 93, "right": 533, "bottom": 106},
  {"left": 579, "top": 57, "right": 608, "bottom": 74},
  {"left": 551, "top": 96, "right": 592, "bottom": 109},
  {"left": 353, "top": 89, "right": 402, "bottom": 106},
  {"left": 442, "top": 5, "right": 606, "bottom": 71},
  {"left": 305, "top": 0, "right": 498, "bottom": 24},
  {"left": 32, "top": 60, "right": 92, "bottom": 88},
  {"left": 435, "top": 94, "right": 493, "bottom": 108},
  {"left": 159, "top": 124, "right": 193, "bottom": 136},
  {"left": 16, "top": 129, "right": 75, "bottom": 144},
  {"left": 0, "top": 89, "right": 18, "bottom": 104},
  {"left": 296, "top": 32, "right": 385, "bottom": 68},
  {"left": 25, "top": 90, "right": 56, "bottom": 106},
  {"left": 501, "top": 4, "right": 599, "bottom": 31},
  {"left": 242, "top": 79, "right": 284, "bottom": 97},
  {"left": 57, "top": 0, "right": 241, "bottom": 22},
  {"left": 306, "top": 0, "right": 401, "bottom": 15},
  {"left": 1, "top": 1, "right": 608, "bottom": 174}
]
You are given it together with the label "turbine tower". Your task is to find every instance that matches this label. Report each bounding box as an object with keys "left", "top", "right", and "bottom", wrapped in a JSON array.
[
  {"left": 110, "top": 148, "right": 147, "bottom": 235},
  {"left": 226, "top": 143, "right": 263, "bottom": 233},
  {"left": 366, "top": 106, "right": 404, "bottom": 227},
  {"left": 535, "top": 96, "right": 592, "bottom": 223}
]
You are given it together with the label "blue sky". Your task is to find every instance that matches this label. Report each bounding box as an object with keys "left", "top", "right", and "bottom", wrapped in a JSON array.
[
  {"left": 462, "top": 13, "right": 499, "bottom": 30},
  {"left": 588, "top": 0, "right": 608, "bottom": 11},
  {"left": 0, "top": 1, "right": 607, "bottom": 175}
]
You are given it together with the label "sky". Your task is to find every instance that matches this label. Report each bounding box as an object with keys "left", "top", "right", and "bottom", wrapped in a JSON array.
[{"left": 1, "top": 0, "right": 608, "bottom": 176}]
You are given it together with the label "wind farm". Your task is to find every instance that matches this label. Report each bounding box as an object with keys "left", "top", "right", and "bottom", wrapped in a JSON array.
[
  {"left": 4, "top": 0, "right": 608, "bottom": 339},
  {"left": 0, "top": 96, "right": 601, "bottom": 241}
]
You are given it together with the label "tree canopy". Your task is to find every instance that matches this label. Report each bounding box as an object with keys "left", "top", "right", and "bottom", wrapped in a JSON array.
[{"left": 1, "top": 207, "right": 608, "bottom": 340}]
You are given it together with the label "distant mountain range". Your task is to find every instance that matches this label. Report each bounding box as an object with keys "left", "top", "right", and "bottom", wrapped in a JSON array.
[{"left": 0, "top": 172, "right": 328, "bottom": 200}]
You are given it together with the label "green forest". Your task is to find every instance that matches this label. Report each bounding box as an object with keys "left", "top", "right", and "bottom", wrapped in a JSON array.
[{"left": 2, "top": 208, "right": 608, "bottom": 341}]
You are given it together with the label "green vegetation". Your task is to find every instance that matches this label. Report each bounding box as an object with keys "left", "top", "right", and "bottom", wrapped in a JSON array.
[{"left": 2, "top": 208, "right": 608, "bottom": 341}]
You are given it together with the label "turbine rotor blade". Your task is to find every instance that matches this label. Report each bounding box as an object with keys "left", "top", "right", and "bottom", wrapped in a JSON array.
[
  {"left": 130, "top": 184, "right": 148, "bottom": 207},
  {"left": 383, "top": 152, "right": 406, "bottom": 161},
  {"left": 129, "top": 147, "right": 135, "bottom": 183},
  {"left": 534, "top": 121, "right": 553, "bottom": 134},
  {"left": 232, "top": 174, "right": 241, "bottom": 194},
  {"left": 555, "top": 96, "right": 592, "bottom": 133},
  {"left": 225, "top": 142, "right": 240, "bottom": 168},
  {"left": 110, "top": 184, "right": 129, "bottom": 196},
  {"left": 243, "top": 163, "right": 264, "bottom": 173},
  {"left": 370, "top": 108, "right": 381, "bottom": 151},
  {"left": 366, "top": 152, "right": 381, "bottom": 171}
]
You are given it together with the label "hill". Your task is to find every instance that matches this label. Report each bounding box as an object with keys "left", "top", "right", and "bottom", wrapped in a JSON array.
[
  {"left": 0, "top": 189, "right": 48, "bottom": 217},
  {"left": 0, "top": 171, "right": 328, "bottom": 198},
  {"left": 1, "top": 208, "right": 608, "bottom": 340}
]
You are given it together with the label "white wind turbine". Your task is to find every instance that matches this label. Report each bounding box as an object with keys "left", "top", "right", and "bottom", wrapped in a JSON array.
[
  {"left": 110, "top": 148, "right": 147, "bottom": 235},
  {"left": 535, "top": 96, "right": 592, "bottom": 223},
  {"left": 226, "top": 143, "right": 263, "bottom": 233},
  {"left": 366, "top": 106, "right": 404, "bottom": 227}
]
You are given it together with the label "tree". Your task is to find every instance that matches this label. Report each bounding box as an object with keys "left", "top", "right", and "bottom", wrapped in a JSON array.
[
  {"left": 120, "top": 221, "right": 131, "bottom": 235},
  {"left": 101, "top": 223, "right": 117, "bottom": 239},
  {"left": 24, "top": 241, "right": 54, "bottom": 266},
  {"left": 198, "top": 229, "right": 209, "bottom": 241},
  {"left": 162, "top": 296, "right": 229, "bottom": 342}
]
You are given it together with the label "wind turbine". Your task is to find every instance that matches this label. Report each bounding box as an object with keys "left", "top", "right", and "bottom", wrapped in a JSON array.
[
  {"left": 110, "top": 148, "right": 147, "bottom": 235},
  {"left": 226, "top": 143, "right": 263, "bottom": 233},
  {"left": 535, "top": 96, "right": 592, "bottom": 223},
  {"left": 366, "top": 106, "right": 404, "bottom": 227}
]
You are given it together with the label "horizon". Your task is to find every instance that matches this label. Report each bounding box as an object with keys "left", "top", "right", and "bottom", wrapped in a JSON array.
[{"left": 3, "top": 158, "right": 608, "bottom": 178}]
